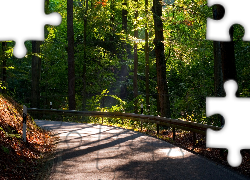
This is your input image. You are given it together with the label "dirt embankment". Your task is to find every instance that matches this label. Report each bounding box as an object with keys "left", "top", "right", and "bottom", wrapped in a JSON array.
[{"left": 0, "top": 95, "right": 58, "bottom": 179}]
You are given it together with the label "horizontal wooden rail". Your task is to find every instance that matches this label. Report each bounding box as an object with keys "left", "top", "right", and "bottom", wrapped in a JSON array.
[{"left": 27, "top": 108, "right": 221, "bottom": 136}]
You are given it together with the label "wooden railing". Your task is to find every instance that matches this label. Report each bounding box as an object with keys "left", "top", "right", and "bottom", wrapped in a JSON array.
[{"left": 28, "top": 108, "right": 221, "bottom": 144}]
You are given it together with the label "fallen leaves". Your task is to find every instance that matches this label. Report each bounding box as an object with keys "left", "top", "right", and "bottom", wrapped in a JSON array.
[{"left": 0, "top": 95, "right": 57, "bottom": 179}]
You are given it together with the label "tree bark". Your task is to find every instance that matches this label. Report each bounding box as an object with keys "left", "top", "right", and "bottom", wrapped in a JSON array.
[
  {"left": 133, "top": 0, "right": 138, "bottom": 113},
  {"left": 152, "top": 0, "right": 171, "bottom": 118},
  {"left": 82, "top": 0, "right": 88, "bottom": 111},
  {"left": 67, "top": 0, "right": 76, "bottom": 110},
  {"left": 31, "top": 41, "right": 41, "bottom": 108},
  {"left": 120, "top": 0, "right": 129, "bottom": 99},
  {"left": 145, "top": 0, "right": 150, "bottom": 113},
  {"left": 212, "top": 5, "right": 237, "bottom": 126}
]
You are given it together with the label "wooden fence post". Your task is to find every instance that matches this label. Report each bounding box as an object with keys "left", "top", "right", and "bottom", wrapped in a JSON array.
[
  {"left": 141, "top": 105, "right": 143, "bottom": 131},
  {"left": 22, "top": 105, "right": 27, "bottom": 142},
  {"left": 157, "top": 123, "right": 159, "bottom": 135}
]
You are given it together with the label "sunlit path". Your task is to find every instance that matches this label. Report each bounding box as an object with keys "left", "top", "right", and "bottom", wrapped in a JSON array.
[{"left": 35, "top": 120, "right": 248, "bottom": 180}]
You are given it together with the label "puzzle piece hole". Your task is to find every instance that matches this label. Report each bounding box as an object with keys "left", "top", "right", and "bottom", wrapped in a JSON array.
[
  {"left": 224, "top": 80, "right": 238, "bottom": 98},
  {"left": 231, "top": 24, "right": 245, "bottom": 42},
  {"left": 13, "top": 41, "right": 27, "bottom": 59},
  {"left": 211, "top": 4, "right": 225, "bottom": 20}
]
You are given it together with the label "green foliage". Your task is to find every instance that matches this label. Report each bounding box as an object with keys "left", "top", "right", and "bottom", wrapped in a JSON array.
[
  {"left": 87, "top": 89, "right": 126, "bottom": 112},
  {"left": 2, "top": 0, "right": 250, "bottom": 128}
]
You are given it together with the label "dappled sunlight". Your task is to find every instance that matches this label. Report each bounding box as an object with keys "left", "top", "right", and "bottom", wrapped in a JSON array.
[{"left": 154, "top": 147, "right": 194, "bottom": 159}]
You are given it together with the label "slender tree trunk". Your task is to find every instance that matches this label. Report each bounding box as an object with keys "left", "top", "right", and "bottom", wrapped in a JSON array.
[
  {"left": 1, "top": 42, "right": 7, "bottom": 94},
  {"left": 145, "top": 0, "right": 150, "bottom": 113},
  {"left": 31, "top": 41, "right": 41, "bottom": 108},
  {"left": 67, "top": 0, "right": 76, "bottom": 110},
  {"left": 133, "top": 0, "right": 138, "bottom": 113},
  {"left": 120, "top": 0, "right": 129, "bottom": 99},
  {"left": 213, "top": 41, "right": 224, "bottom": 97},
  {"left": 153, "top": 0, "right": 171, "bottom": 118},
  {"left": 82, "top": 0, "right": 88, "bottom": 111}
]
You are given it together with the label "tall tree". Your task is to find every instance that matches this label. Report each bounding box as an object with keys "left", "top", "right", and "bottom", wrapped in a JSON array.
[
  {"left": 133, "top": 0, "right": 138, "bottom": 113},
  {"left": 213, "top": 5, "right": 237, "bottom": 126},
  {"left": 31, "top": 41, "right": 41, "bottom": 108},
  {"left": 145, "top": 0, "right": 150, "bottom": 113},
  {"left": 82, "top": 0, "right": 88, "bottom": 110},
  {"left": 120, "top": 0, "right": 129, "bottom": 99},
  {"left": 152, "top": 0, "right": 171, "bottom": 118},
  {"left": 67, "top": 0, "right": 76, "bottom": 110}
]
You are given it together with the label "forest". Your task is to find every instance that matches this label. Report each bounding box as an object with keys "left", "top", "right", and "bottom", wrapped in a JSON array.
[{"left": 0, "top": 0, "right": 249, "bottom": 127}]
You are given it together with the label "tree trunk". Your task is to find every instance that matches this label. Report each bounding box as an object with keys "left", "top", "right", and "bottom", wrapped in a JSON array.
[
  {"left": 1, "top": 42, "right": 7, "bottom": 94},
  {"left": 133, "top": 0, "right": 138, "bottom": 113},
  {"left": 145, "top": 0, "right": 150, "bottom": 113},
  {"left": 31, "top": 41, "right": 41, "bottom": 108},
  {"left": 120, "top": 0, "right": 129, "bottom": 99},
  {"left": 220, "top": 27, "right": 237, "bottom": 82},
  {"left": 212, "top": 5, "right": 237, "bottom": 126},
  {"left": 82, "top": 0, "right": 88, "bottom": 111},
  {"left": 67, "top": 0, "right": 76, "bottom": 110},
  {"left": 152, "top": 0, "right": 171, "bottom": 118}
]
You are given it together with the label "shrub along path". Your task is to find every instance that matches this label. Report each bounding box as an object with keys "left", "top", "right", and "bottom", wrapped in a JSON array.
[{"left": 35, "top": 119, "right": 248, "bottom": 180}]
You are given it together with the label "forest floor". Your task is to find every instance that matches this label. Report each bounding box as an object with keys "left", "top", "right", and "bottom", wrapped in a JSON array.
[{"left": 142, "top": 128, "right": 250, "bottom": 179}]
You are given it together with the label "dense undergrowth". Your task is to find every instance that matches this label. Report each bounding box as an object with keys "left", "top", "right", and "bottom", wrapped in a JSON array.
[{"left": 0, "top": 95, "right": 58, "bottom": 179}]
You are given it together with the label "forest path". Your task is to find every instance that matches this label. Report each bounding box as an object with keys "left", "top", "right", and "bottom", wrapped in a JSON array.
[{"left": 34, "top": 120, "right": 248, "bottom": 180}]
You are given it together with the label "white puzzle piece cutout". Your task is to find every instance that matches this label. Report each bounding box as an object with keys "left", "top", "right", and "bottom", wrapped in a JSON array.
[
  {"left": 0, "top": 0, "right": 61, "bottom": 58},
  {"left": 206, "top": 0, "right": 250, "bottom": 41},
  {"left": 206, "top": 80, "right": 250, "bottom": 167}
]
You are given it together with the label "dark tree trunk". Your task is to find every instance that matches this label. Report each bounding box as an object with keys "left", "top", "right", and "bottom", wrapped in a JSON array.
[
  {"left": 120, "top": 0, "right": 129, "bottom": 99},
  {"left": 133, "top": 0, "right": 138, "bottom": 113},
  {"left": 31, "top": 41, "right": 41, "bottom": 108},
  {"left": 212, "top": 5, "right": 237, "bottom": 87},
  {"left": 220, "top": 27, "right": 237, "bottom": 82},
  {"left": 213, "top": 41, "right": 224, "bottom": 97},
  {"left": 212, "top": 5, "right": 237, "bottom": 126},
  {"left": 152, "top": 0, "right": 171, "bottom": 118},
  {"left": 1, "top": 42, "right": 7, "bottom": 94},
  {"left": 82, "top": 0, "right": 88, "bottom": 111},
  {"left": 67, "top": 0, "right": 76, "bottom": 110},
  {"left": 145, "top": 0, "right": 150, "bottom": 113}
]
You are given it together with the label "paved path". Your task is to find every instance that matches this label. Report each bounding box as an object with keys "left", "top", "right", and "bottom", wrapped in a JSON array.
[{"left": 34, "top": 120, "right": 249, "bottom": 180}]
